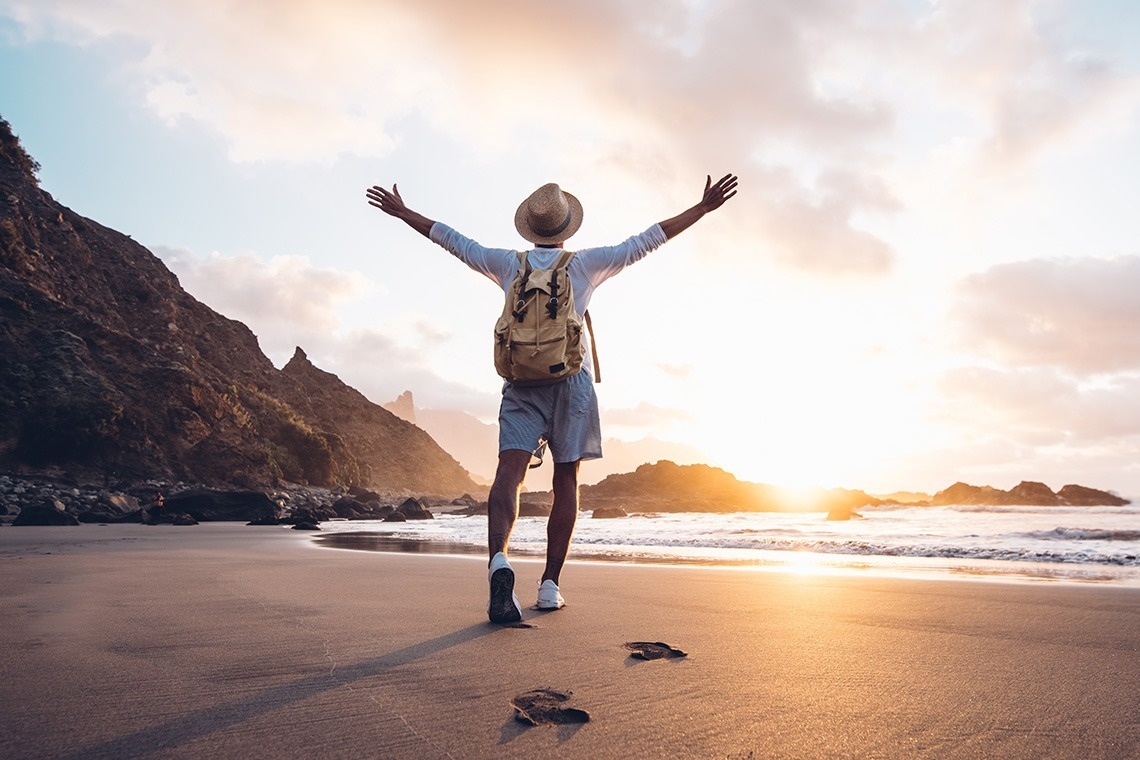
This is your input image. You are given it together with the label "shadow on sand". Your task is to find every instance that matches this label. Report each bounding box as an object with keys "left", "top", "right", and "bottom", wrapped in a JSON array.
[{"left": 62, "top": 623, "right": 500, "bottom": 759}]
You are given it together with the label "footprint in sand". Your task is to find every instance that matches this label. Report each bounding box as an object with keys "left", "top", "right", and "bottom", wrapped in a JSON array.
[
  {"left": 623, "top": 641, "right": 688, "bottom": 660},
  {"left": 511, "top": 689, "right": 591, "bottom": 725}
]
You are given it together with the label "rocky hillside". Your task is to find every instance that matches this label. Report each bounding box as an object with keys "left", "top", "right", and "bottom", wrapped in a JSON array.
[
  {"left": 0, "top": 117, "right": 477, "bottom": 495},
  {"left": 278, "top": 350, "right": 478, "bottom": 493}
]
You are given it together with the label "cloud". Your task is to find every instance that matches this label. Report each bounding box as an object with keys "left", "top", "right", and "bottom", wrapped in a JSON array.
[
  {"left": 655, "top": 362, "right": 692, "bottom": 379},
  {"left": 9, "top": 0, "right": 1134, "bottom": 279},
  {"left": 412, "top": 320, "right": 452, "bottom": 348},
  {"left": 603, "top": 401, "right": 692, "bottom": 430},
  {"left": 320, "top": 329, "right": 499, "bottom": 416},
  {"left": 909, "top": 0, "right": 1135, "bottom": 174},
  {"left": 951, "top": 256, "right": 1140, "bottom": 373},
  {"left": 5, "top": 0, "right": 906, "bottom": 274},
  {"left": 155, "top": 244, "right": 372, "bottom": 336},
  {"left": 753, "top": 166, "right": 900, "bottom": 274},
  {"left": 936, "top": 365, "right": 1140, "bottom": 443}
]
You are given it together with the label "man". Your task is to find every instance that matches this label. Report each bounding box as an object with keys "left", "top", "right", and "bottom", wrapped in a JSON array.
[{"left": 366, "top": 173, "right": 738, "bottom": 623}]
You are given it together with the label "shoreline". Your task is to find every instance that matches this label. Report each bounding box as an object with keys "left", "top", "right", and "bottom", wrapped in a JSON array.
[
  {"left": 2, "top": 524, "right": 1138, "bottom": 758},
  {"left": 316, "top": 534, "right": 1140, "bottom": 588},
  {"left": 4, "top": 521, "right": 1136, "bottom": 587}
]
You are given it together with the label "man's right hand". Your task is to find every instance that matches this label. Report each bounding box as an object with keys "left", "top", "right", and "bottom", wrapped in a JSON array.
[
  {"left": 699, "top": 173, "right": 739, "bottom": 213},
  {"left": 658, "top": 172, "right": 740, "bottom": 240}
]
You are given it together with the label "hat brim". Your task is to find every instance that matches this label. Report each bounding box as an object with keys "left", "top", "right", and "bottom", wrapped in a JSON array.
[{"left": 514, "top": 191, "right": 583, "bottom": 245}]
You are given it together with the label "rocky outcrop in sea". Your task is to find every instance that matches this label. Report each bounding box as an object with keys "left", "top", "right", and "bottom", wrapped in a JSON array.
[{"left": 931, "top": 481, "right": 1128, "bottom": 507}]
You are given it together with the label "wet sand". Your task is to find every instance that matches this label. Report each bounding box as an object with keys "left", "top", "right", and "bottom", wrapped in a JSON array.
[{"left": 1, "top": 524, "right": 1138, "bottom": 759}]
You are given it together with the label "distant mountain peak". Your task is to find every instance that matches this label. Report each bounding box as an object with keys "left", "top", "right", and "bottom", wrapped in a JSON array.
[{"left": 383, "top": 390, "right": 417, "bottom": 424}]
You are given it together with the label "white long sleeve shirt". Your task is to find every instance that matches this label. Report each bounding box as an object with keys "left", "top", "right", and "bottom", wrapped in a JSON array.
[{"left": 429, "top": 222, "right": 669, "bottom": 377}]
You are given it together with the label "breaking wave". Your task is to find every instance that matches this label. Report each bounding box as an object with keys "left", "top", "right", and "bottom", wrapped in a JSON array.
[
  {"left": 1021, "top": 527, "right": 1140, "bottom": 542},
  {"left": 568, "top": 533, "right": 1140, "bottom": 566}
]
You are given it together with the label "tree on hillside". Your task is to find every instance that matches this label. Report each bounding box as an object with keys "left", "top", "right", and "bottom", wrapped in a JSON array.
[{"left": 0, "top": 116, "right": 41, "bottom": 184}]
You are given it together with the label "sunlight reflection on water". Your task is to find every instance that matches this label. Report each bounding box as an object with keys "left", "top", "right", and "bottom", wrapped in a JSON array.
[{"left": 313, "top": 519, "right": 1140, "bottom": 587}]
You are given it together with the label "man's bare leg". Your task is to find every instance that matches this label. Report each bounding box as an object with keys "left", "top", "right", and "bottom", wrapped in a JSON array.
[
  {"left": 542, "top": 460, "right": 581, "bottom": 584},
  {"left": 487, "top": 449, "right": 532, "bottom": 561}
]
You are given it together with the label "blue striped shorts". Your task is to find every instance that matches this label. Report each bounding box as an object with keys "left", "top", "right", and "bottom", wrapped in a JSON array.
[{"left": 498, "top": 370, "right": 602, "bottom": 464}]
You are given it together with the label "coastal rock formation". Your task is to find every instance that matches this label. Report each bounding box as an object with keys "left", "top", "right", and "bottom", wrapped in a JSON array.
[
  {"left": 348, "top": 485, "right": 383, "bottom": 503},
  {"left": 392, "top": 497, "right": 433, "bottom": 520},
  {"left": 12, "top": 500, "right": 80, "bottom": 526},
  {"left": 826, "top": 504, "right": 865, "bottom": 521},
  {"left": 1005, "top": 481, "right": 1062, "bottom": 506},
  {"left": 1058, "top": 484, "right": 1130, "bottom": 507},
  {"left": 164, "top": 489, "right": 280, "bottom": 523},
  {"left": 591, "top": 506, "right": 628, "bottom": 519},
  {"left": 580, "top": 461, "right": 882, "bottom": 514},
  {"left": 77, "top": 492, "right": 141, "bottom": 523},
  {"left": 932, "top": 481, "right": 1128, "bottom": 507},
  {"left": 144, "top": 510, "right": 198, "bottom": 526},
  {"left": 930, "top": 482, "right": 1007, "bottom": 506},
  {"left": 330, "top": 496, "right": 367, "bottom": 518},
  {"left": 0, "top": 119, "right": 477, "bottom": 496},
  {"left": 0, "top": 473, "right": 457, "bottom": 526}
]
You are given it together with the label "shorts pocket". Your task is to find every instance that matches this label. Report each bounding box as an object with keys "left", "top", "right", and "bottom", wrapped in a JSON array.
[{"left": 570, "top": 375, "right": 595, "bottom": 418}]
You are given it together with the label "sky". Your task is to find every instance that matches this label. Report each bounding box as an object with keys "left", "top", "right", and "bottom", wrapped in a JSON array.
[{"left": 2, "top": 0, "right": 1140, "bottom": 497}]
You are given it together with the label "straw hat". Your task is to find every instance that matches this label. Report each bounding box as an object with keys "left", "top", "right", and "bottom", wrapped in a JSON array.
[{"left": 514, "top": 183, "right": 583, "bottom": 244}]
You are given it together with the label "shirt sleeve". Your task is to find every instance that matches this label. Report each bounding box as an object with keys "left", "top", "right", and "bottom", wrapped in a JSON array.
[
  {"left": 429, "top": 222, "right": 519, "bottom": 289},
  {"left": 572, "top": 224, "right": 669, "bottom": 288}
]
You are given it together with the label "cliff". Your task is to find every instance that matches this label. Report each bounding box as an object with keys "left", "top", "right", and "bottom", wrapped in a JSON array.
[{"left": 0, "top": 117, "right": 476, "bottom": 495}]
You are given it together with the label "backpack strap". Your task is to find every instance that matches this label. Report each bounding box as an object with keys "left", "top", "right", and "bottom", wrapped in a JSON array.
[
  {"left": 547, "top": 250, "right": 576, "bottom": 319},
  {"left": 511, "top": 251, "right": 532, "bottom": 323},
  {"left": 585, "top": 309, "right": 601, "bottom": 383},
  {"left": 553, "top": 251, "right": 602, "bottom": 383}
]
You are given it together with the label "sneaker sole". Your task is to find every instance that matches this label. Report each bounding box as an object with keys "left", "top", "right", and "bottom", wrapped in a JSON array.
[{"left": 489, "top": 567, "right": 522, "bottom": 624}]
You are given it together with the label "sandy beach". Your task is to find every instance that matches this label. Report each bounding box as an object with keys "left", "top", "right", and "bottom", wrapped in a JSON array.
[{"left": 1, "top": 525, "right": 1138, "bottom": 759}]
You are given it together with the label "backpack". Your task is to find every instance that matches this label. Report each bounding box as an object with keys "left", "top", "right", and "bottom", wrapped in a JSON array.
[{"left": 493, "top": 250, "right": 600, "bottom": 386}]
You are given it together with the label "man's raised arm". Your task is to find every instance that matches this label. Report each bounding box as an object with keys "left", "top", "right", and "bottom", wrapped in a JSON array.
[
  {"left": 658, "top": 173, "right": 739, "bottom": 240},
  {"left": 365, "top": 184, "right": 436, "bottom": 238}
]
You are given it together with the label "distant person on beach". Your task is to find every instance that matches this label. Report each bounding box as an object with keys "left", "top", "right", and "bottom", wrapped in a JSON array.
[{"left": 366, "top": 173, "right": 738, "bottom": 623}]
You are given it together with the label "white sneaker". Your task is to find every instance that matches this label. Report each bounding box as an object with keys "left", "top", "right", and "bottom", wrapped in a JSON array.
[
  {"left": 536, "top": 579, "right": 565, "bottom": 610},
  {"left": 488, "top": 552, "right": 522, "bottom": 624}
]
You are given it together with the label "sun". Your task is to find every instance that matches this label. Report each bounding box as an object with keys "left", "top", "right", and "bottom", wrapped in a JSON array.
[{"left": 684, "top": 371, "right": 930, "bottom": 491}]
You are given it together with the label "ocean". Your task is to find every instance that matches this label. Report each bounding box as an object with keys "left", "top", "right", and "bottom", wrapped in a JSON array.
[{"left": 314, "top": 503, "right": 1140, "bottom": 586}]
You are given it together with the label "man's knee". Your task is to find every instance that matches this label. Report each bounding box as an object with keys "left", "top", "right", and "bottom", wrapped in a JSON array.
[
  {"left": 552, "top": 460, "right": 581, "bottom": 496},
  {"left": 491, "top": 449, "right": 532, "bottom": 495}
]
